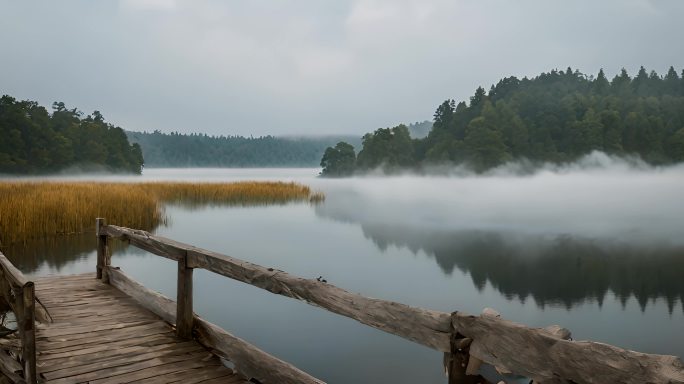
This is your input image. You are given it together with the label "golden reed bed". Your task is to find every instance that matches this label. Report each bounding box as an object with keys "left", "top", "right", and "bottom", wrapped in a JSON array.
[{"left": 0, "top": 181, "right": 324, "bottom": 245}]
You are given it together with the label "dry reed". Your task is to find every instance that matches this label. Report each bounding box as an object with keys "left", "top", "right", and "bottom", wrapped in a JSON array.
[{"left": 0, "top": 181, "right": 324, "bottom": 245}]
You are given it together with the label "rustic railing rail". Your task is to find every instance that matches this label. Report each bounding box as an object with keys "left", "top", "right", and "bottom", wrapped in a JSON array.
[
  {"left": 97, "top": 219, "right": 684, "bottom": 384},
  {"left": 0, "top": 252, "right": 40, "bottom": 383}
]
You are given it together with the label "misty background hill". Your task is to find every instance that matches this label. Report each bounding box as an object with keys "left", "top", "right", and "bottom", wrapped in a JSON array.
[
  {"left": 125, "top": 131, "right": 362, "bottom": 168},
  {"left": 126, "top": 121, "right": 431, "bottom": 168}
]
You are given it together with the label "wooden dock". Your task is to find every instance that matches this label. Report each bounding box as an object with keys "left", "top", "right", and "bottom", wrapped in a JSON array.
[
  {"left": 0, "top": 217, "right": 682, "bottom": 384},
  {"left": 34, "top": 274, "right": 245, "bottom": 383}
]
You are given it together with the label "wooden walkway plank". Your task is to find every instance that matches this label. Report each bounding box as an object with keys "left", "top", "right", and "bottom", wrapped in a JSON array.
[
  {"left": 33, "top": 274, "right": 246, "bottom": 384},
  {"left": 42, "top": 344, "right": 205, "bottom": 380},
  {"left": 91, "top": 359, "right": 224, "bottom": 384},
  {"left": 38, "top": 334, "right": 178, "bottom": 361},
  {"left": 38, "top": 341, "right": 198, "bottom": 372}
]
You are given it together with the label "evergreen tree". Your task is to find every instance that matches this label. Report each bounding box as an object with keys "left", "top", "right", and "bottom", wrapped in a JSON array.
[{"left": 593, "top": 69, "right": 610, "bottom": 95}]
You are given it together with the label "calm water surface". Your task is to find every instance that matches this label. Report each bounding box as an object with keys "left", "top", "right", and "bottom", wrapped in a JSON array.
[{"left": 6, "top": 166, "right": 684, "bottom": 383}]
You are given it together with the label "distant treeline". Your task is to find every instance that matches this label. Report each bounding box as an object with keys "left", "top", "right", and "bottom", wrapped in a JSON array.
[
  {"left": 0, "top": 95, "right": 143, "bottom": 174},
  {"left": 321, "top": 66, "right": 684, "bottom": 176},
  {"left": 126, "top": 130, "right": 362, "bottom": 167}
]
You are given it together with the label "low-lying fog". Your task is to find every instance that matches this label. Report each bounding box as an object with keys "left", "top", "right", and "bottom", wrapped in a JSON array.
[{"left": 314, "top": 152, "right": 684, "bottom": 248}]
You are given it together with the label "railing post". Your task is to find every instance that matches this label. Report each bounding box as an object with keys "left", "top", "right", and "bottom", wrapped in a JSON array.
[
  {"left": 15, "top": 283, "right": 37, "bottom": 384},
  {"left": 96, "top": 218, "right": 110, "bottom": 282},
  {"left": 176, "top": 252, "right": 194, "bottom": 339},
  {"left": 445, "top": 312, "right": 490, "bottom": 384}
]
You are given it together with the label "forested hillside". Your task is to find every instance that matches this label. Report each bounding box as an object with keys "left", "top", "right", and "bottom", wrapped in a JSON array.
[
  {"left": 0, "top": 96, "right": 143, "bottom": 174},
  {"left": 321, "top": 66, "right": 684, "bottom": 175},
  {"left": 127, "top": 130, "right": 361, "bottom": 167}
]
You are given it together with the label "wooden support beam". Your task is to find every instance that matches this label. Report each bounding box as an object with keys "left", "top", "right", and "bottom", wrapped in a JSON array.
[
  {"left": 21, "top": 283, "right": 37, "bottom": 384},
  {"left": 445, "top": 315, "right": 491, "bottom": 384},
  {"left": 176, "top": 253, "right": 193, "bottom": 339},
  {"left": 96, "top": 218, "right": 110, "bottom": 281},
  {"left": 14, "top": 283, "right": 37, "bottom": 384}
]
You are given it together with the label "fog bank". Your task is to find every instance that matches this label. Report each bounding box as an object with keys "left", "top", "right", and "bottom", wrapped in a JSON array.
[{"left": 314, "top": 152, "right": 684, "bottom": 247}]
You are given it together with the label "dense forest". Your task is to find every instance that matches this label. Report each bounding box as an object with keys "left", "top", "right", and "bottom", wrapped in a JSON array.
[
  {"left": 321, "top": 66, "right": 684, "bottom": 176},
  {"left": 127, "top": 130, "right": 361, "bottom": 167},
  {"left": 0, "top": 95, "right": 143, "bottom": 174}
]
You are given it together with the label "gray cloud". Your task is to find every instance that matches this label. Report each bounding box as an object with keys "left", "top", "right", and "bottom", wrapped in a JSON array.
[{"left": 1, "top": 0, "right": 683, "bottom": 136}]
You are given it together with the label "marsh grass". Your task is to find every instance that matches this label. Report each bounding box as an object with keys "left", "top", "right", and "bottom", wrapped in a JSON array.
[{"left": 0, "top": 181, "right": 323, "bottom": 245}]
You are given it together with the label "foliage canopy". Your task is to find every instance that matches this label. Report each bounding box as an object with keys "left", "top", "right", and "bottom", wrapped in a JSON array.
[
  {"left": 321, "top": 66, "right": 684, "bottom": 175},
  {"left": 0, "top": 96, "right": 143, "bottom": 174}
]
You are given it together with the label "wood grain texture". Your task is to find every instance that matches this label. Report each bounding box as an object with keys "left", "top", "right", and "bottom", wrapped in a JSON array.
[
  {"left": 176, "top": 256, "right": 194, "bottom": 339},
  {"left": 101, "top": 225, "right": 185, "bottom": 261},
  {"left": 96, "top": 218, "right": 108, "bottom": 280},
  {"left": 19, "top": 283, "right": 36, "bottom": 384},
  {"left": 0, "top": 351, "right": 23, "bottom": 384},
  {"left": 452, "top": 311, "right": 684, "bottom": 384},
  {"left": 0, "top": 252, "right": 41, "bottom": 383},
  {"left": 32, "top": 273, "right": 246, "bottom": 384}
]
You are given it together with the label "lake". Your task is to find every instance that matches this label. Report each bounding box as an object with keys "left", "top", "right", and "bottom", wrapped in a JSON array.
[{"left": 4, "top": 163, "right": 684, "bottom": 383}]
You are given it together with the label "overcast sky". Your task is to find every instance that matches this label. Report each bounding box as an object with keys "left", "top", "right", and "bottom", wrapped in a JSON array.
[{"left": 1, "top": 0, "right": 683, "bottom": 136}]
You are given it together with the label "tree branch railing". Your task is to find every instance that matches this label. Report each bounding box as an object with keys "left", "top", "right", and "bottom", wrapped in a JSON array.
[
  {"left": 0, "top": 252, "right": 39, "bottom": 384},
  {"left": 96, "top": 219, "right": 684, "bottom": 384}
]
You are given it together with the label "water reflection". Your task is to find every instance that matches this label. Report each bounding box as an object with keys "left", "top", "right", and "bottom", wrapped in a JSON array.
[
  {"left": 316, "top": 210, "right": 684, "bottom": 313},
  {"left": 1, "top": 233, "right": 131, "bottom": 273}
]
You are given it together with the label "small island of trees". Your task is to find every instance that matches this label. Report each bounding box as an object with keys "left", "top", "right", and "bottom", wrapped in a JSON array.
[{"left": 321, "top": 66, "right": 684, "bottom": 176}]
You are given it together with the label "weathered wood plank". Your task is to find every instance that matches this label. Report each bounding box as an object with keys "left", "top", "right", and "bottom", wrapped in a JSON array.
[
  {"left": 90, "top": 358, "right": 223, "bottom": 384},
  {"left": 101, "top": 225, "right": 185, "bottom": 261},
  {"left": 42, "top": 343, "right": 204, "bottom": 379},
  {"left": 152, "top": 365, "right": 235, "bottom": 384},
  {"left": 38, "top": 311, "right": 158, "bottom": 326},
  {"left": 0, "top": 350, "right": 24, "bottom": 384},
  {"left": 105, "top": 266, "right": 325, "bottom": 384},
  {"left": 20, "top": 283, "right": 36, "bottom": 384},
  {"left": 33, "top": 272, "right": 250, "bottom": 384},
  {"left": 0, "top": 252, "right": 28, "bottom": 287},
  {"left": 101, "top": 224, "right": 452, "bottom": 352},
  {"left": 96, "top": 218, "right": 109, "bottom": 280},
  {"left": 38, "top": 334, "right": 177, "bottom": 361},
  {"left": 106, "top": 267, "right": 176, "bottom": 324},
  {"left": 176, "top": 255, "right": 194, "bottom": 339},
  {"left": 46, "top": 350, "right": 214, "bottom": 384},
  {"left": 37, "top": 322, "right": 170, "bottom": 344},
  {"left": 452, "top": 311, "right": 684, "bottom": 384},
  {"left": 39, "top": 341, "right": 199, "bottom": 372},
  {"left": 36, "top": 319, "right": 157, "bottom": 338},
  {"left": 37, "top": 324, "right": 172, "bottom": 351},
  {"left": 195, "top": 316, "right": 325, "bottom": 384}
]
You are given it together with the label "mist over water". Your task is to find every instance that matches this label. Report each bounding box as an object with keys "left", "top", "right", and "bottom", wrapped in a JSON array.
[
  {"left": 4, "top": 154, "right": 684, "bottom": 383},
  {"left": 315, "top": 152, "right": 684, "bottom": 247}
]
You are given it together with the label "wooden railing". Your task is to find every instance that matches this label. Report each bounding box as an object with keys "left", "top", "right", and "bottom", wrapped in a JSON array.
[
  {"left": 0, "top": 252, "right": 44, "bottom": 384},
  {"left": 96, "top": 219, "right": 684, "bottom": 384}
]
